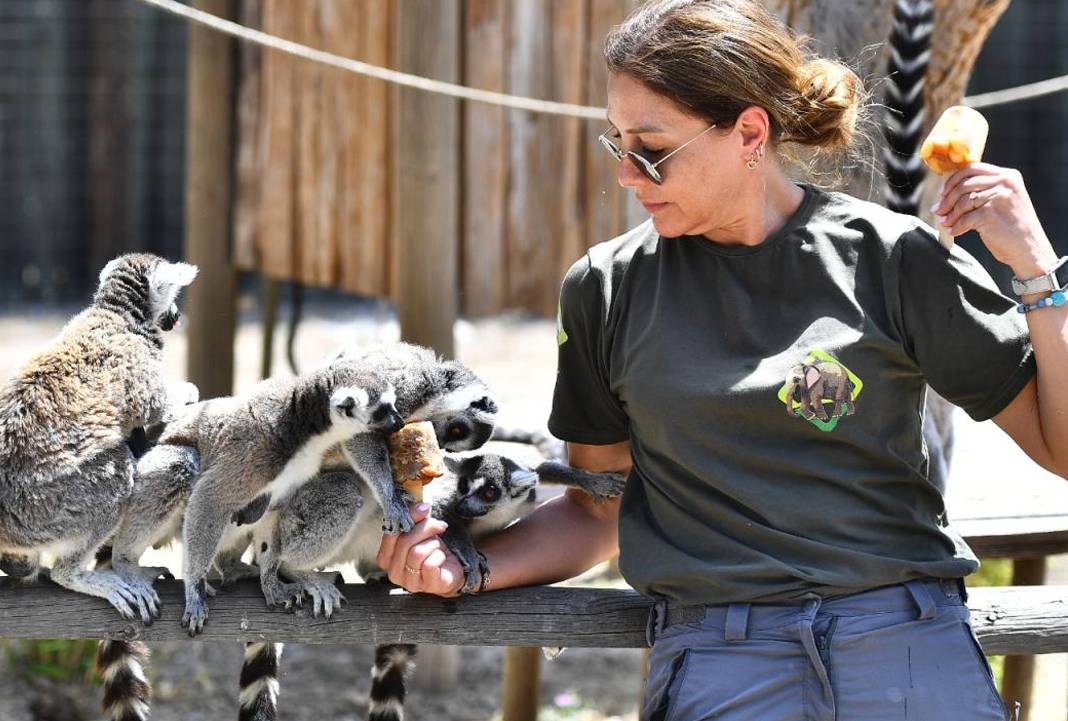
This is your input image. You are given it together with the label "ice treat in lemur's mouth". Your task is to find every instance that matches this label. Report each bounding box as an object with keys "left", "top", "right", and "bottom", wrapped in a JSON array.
[
  {"left": 388, "top": 421, "right": 445, "bottom": 502},
  {"left": 920, "top": 105, "right": 988, "bottom": 175}
]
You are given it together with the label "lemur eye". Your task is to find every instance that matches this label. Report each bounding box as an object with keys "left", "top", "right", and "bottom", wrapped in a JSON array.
[
  {"left": 449, "top": 424, "right": 465, "bottom": 437},
  {"left": 479, "top": 485, "right": 500, "bottom": 502}
]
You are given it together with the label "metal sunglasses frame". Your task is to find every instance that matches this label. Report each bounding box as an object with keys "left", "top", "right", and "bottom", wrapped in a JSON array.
[{"left": 597, "top": 123, "right": 717, "bottom": 184}]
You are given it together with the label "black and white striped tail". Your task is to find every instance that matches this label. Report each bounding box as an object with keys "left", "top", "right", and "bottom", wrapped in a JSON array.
[
  {"left": 239, "top": 642, "right": 284, "bottom": 721},
  {"left": 883, "top": 0, "right": 934, "bottom": 215},
  {"left": 98, "top": 640, "right": 152, "bottom": 721},
  {"left": 368, "top": 644, "right": 417, "bottom": 721}
]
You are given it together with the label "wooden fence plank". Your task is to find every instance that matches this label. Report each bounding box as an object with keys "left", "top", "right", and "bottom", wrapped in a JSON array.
[
  {"left": 584, "top": 0, "right": 629, "bottom": 247},
  {"left": 293, "top": 2, "right": 321, "bottom": 286},
  {"left": 506, "top": 0, "right": 555, "bottom": 314},
  {"left": 462, "top": 0, "right": 510, "bottom": 316},
  {"left": 551, "top": 0, "right": 591, "bottom": 310},
  {"left": 232, "top": 0, "right": 262, "bottom": 272},
  {"left": 393, "top": 0, "right": 461, "bottom": 356},
  {"left": 0, "top": 581, "right": 1065, "bottom": 656},
  {"left": 256, "top": 0, "right": 296, "bottom": 281}
]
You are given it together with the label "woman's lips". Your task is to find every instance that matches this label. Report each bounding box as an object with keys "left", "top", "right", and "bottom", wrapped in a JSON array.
[{"left": 640, "top": 200, "right": 669, "bottom": 214}]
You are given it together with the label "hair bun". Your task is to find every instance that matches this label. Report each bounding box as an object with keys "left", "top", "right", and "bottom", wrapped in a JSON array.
[{"left": 793, "top": 58, "right": 863, "bottom": 150}]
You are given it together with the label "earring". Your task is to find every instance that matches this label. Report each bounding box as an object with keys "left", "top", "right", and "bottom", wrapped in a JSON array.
[{"left": 746, "top": 143, "right": 765, "bottom": 170}]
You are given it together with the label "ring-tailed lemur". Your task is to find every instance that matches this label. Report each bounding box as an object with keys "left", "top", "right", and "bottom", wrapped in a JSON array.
[
  {"left": 239, "top": 452, "right": 626, "bottom": 721},
  {"left": 0, "top": 253, "right": 197, "bottom": 621},
  {"left": 140, "top": 360, "right": 406, "bottom": 636}
]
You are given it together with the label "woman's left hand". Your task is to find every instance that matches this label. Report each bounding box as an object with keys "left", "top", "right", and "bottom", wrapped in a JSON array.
[{"left": 933, "top": 162, "right": 1056, "bottom": 275}]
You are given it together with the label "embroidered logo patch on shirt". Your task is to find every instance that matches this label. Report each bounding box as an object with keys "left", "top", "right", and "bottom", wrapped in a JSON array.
[{"left": 778, "top": 349, "right": 863, "bottom": 431}]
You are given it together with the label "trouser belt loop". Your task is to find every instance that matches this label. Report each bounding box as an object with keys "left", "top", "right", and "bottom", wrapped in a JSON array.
[
  {"left": 646, "top": 598, "right": 667, "bottom": 647},
  {"left": 904, "top": 580, "right": 938, "bottom": 620},
  {"left": 724, "top": 603, "right": 750, "bottom": 642}
]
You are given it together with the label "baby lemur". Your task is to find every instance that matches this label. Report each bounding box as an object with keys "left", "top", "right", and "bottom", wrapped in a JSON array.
[
  {"left": 0, "top": 253, "right": 197, "bottom": 620},
  {"left": 239, "top": 452, "right": 626, "bottom": 721}
]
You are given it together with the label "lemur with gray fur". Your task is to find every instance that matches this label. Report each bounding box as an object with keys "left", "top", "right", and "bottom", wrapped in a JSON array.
[
  {"left": 240, "top": 452, "right": 626, "bottom": 721},
  {"left": 0, "top": 254, "right": 197, "bottom": 621}
]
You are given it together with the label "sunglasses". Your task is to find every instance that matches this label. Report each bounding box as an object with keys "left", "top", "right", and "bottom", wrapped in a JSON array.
[{"left": 597, "top": 123, "right": 717, "bottom": 185}]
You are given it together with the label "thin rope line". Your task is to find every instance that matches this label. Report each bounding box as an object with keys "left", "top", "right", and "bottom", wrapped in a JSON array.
[
  {"left": 139, "top": 0, "right": 1068, "bottom": 117},
  {"left": 137, "top": 0, "right": 607, "bottom": 120},
  {"left": 964, "top": 73, "right": 1068, "bottom": 109}
]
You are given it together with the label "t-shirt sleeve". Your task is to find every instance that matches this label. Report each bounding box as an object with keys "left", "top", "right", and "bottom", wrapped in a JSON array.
[
  {"left": 548, "top": 255, "right": 630, "bottom": 444},
  {"left": 894, "top": 226, "right": 1036, "bottom": 421}
]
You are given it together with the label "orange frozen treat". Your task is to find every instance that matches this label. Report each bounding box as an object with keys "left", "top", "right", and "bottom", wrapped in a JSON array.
[
  {"left": 387, "top": 421, "right": 445, "bottom": 502},
  {"left": 920, "top": 106, "right": 988, "bottom": 175}
]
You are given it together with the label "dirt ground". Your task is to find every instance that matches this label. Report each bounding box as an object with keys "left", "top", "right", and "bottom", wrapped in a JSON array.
[{"left": 0, "top": 292, "right": 1066, "bottom": 721}]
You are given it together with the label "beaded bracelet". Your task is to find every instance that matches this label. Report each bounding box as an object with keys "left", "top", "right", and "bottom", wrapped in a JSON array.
[{"left": 1017, "top": 290, "right": 1067, "bottom": 314}]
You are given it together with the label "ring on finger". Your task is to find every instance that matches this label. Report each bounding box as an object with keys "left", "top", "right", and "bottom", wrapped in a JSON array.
[{"left": 404, "top": 564, "right": 422, "bottom": 575}]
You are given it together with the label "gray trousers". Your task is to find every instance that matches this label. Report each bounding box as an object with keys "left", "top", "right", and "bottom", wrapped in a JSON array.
[{"left": 643, "top": 579, "right": 1008, "bottom": 721}]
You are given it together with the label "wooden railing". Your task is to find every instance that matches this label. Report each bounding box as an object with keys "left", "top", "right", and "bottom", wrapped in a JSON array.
[{"left": 2, "top": 579, "right": 1066, "bottom": 655}]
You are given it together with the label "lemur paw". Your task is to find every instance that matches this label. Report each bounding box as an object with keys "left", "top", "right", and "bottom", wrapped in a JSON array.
[
  {"left": 301, "top": 573, "right": 345, "bottom": 618},
  {"left": 112, "top": 565, "right": 166, "bottom": 624},
  {"left": 381, "top": 498, "right": 415, "bottom": 535},
  {"left": 181, "top": 579, "right": 211, "bottom": 636}
]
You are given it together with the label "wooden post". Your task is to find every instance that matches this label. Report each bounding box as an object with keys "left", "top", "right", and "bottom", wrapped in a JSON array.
[
  {"left": 502, "top": 646, "right": 542, "bottom": 721},
  {"left": 184, "top": 0, "right": 237, "bottom": 398},
  {"left": 1001, "top": 558, "right": 1046, "bottom": 721},
  {"left": 392, "top": 0, "right": 461, "bottom": 357}
]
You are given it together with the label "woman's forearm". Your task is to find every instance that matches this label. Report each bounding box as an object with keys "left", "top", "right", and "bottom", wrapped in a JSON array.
[{"left": 476, "top": 488, "right": 621, "bottom": 591}]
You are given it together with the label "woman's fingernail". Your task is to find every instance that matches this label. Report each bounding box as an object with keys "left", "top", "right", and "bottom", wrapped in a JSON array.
[
  {"left": 939, "top": 184, "right": 947, "bottom": 196},
  {"left": 929, "top": 202, "right": 941, "bottom": 215},
  {"left": 416, "top": 503, "right": 430, "bottom": 514},
  {"left": 937, "top": 215, "right": 948, "bottom": 225}
]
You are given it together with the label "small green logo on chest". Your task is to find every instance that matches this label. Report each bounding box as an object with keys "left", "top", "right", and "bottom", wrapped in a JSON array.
[
  {"left": 556, "top": 304, "right": 569, "bottom": 346},
  {"left": 778, "top": 349, "right": 863, "bottom": 432}
]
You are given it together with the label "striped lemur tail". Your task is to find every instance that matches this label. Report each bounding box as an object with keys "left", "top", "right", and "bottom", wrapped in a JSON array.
[
  {"left": 883, "top": 0, "right": 933, "bottom": 215},
  {"left": 238, "top": 642, "right": 283, "bottom": 721},
  {"left": 368, "top": 644, "right": 417, "bottom": 721},
  {"left": 98, "top": 640, "right": 152, "bottom": 721}
]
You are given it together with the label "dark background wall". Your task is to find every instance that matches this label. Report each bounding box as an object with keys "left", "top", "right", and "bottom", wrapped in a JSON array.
[
  {"left": 0, "top": 0, "right": 1064, "bottom": 305},
  {"left": 0, "top": 0, "right": 187, "bottom": 304}
]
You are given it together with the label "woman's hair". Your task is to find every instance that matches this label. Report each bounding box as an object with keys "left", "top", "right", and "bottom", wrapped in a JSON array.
[{"left": 605, "top": 0, "right": 869, "bottom": 159}]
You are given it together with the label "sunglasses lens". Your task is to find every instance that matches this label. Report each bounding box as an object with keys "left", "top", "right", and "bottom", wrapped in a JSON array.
[{"left": 630, "top": 154, "right": 662, "bottom": 184}]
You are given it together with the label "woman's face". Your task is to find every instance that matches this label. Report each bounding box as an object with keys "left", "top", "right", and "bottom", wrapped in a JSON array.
[{"left": 606, "top": 73, "right": 747, "bottom": 239}]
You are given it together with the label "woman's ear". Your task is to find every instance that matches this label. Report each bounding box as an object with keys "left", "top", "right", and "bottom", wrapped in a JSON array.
[{"left": 735, "top": 105, "right": 771, "bottom": 158}]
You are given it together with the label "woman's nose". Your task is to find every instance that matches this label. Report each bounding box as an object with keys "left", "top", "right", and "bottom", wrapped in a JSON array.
[{"left": 617, "top": 155, "right": 647, "bottom": 189}]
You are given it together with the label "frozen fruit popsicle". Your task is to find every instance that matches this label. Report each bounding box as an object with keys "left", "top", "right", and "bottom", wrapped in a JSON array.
[{"left": 920, "top": 105, "right": 988, "bottom": 175}]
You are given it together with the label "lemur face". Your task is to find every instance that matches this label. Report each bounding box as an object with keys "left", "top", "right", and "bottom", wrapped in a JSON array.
[
  {"left": 446, "top": 454, "right": 538, "bottom": 519},
  {"left": 432, "top": 378, "right": 498, "bottom": 452},
  {"left": 332, "top": 383, "right": 404, "bottom": 435}
]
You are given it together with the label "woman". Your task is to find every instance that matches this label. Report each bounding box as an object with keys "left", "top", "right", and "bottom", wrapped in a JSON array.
[{"left": 377, "top": 1, "right": 1068, "bottom": 718}]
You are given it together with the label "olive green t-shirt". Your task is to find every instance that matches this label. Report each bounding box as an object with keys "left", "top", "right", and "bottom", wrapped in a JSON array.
[{"left": 549, "top": 184, "right": 1035, "bottom": 604}]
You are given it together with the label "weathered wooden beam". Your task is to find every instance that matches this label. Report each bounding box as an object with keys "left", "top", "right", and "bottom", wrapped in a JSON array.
[
  {"left": 0, "top": 580, "right": 1065, "bottom": 655},
  {"left": 184, "top": 0, "right": 238, "bottom": 399}
]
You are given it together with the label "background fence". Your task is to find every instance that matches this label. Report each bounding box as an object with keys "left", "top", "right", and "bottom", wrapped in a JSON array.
[{"left": 2, "top": 0, "right": 1067, "bottom": 311}]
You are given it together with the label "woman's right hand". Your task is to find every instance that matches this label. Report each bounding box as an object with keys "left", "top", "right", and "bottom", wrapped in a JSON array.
[{"left": 375, "top": 503, "right": 466, "bottom": 597}]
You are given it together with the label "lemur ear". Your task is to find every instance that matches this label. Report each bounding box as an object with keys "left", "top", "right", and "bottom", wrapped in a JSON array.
[
  {"left": 444, "top": 455, "right": 464, "bottom": 474},
  {"left": 152, "top": 261, "right": 199, "bottom": 290}
]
